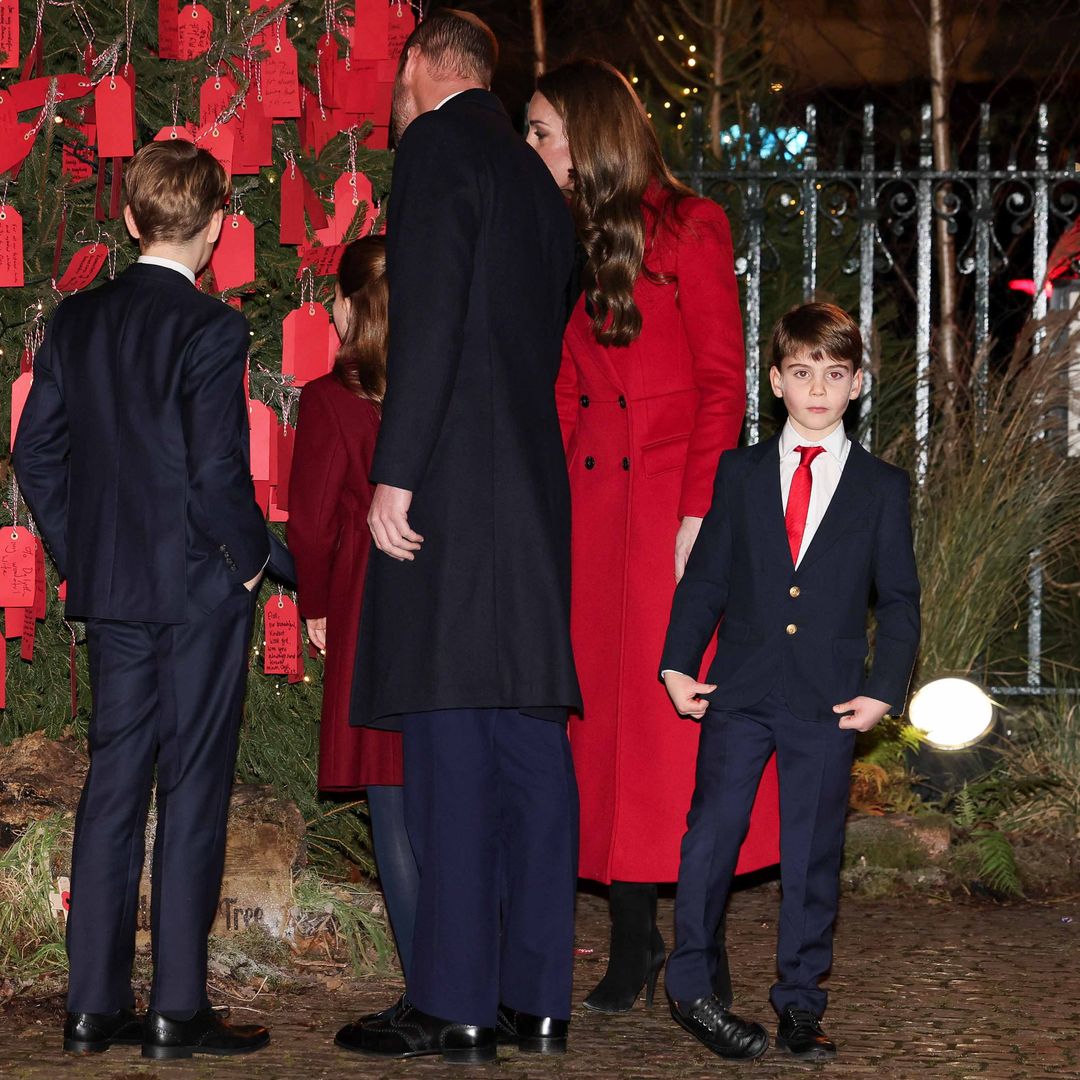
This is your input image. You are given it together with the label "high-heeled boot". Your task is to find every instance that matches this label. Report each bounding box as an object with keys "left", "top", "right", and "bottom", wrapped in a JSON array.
[{"left": 582, "top": 882, "right": 665, "bottom": 1013}]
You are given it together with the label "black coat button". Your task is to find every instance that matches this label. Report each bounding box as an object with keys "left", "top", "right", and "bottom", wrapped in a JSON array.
[
  {"left": 584, "top": 456, "right": 595, "bottom": 470},
  {"left": 618, "top": 395, "right": 627, "bottom": 408},
  {"left": 580, "top": 395, "right": 590, "bottom": 407},
  {"left": 622, "top": 457, "right": 630, "bottom": 470}
]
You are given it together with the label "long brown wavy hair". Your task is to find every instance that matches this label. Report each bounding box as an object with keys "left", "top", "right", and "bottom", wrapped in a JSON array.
[
  {"left": 333, "top": 237, "right": 388, "bottom": 402},
  {"left": 536, "top": 58, "right": 693, "bottom": 347}
]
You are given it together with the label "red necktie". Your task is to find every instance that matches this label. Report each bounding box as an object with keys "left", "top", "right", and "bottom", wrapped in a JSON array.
[{"left": 785, "top": 445, "right": 825, "bottom": 564}]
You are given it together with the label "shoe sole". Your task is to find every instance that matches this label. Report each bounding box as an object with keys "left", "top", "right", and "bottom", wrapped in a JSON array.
[
  {"left": 518, "top": 1037, "right": 566, "bottom": 1054},
  {"left": 63, "top": 1037, "right": 142, "bottom": 1054},
  {"left": 142, "top": 1035, "right": 270, "bottom": 1060},
  {"left": 775, "top": 1036, "right": 837, "bottom": 1061},
  {"left": 335, "top": 1038, "right": 497, "bottom": 1064},
  {"left": 669, "top": 1006, "right": 769, "bottom": 1061}
]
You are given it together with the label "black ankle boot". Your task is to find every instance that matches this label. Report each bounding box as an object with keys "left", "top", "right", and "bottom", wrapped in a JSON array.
[{"left": 582, "top": 882, "right": 666, "bottom": 1013}]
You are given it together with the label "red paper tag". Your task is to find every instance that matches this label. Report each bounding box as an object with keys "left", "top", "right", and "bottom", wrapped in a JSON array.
[
  {"left": 263, "top": 594, "right": 301, "bottom": 675},
  {"left": 353, "top": 0, "right": 389, "bottom": 61},
  {"left": 316, "top": 172, "right": 373, "bottom": 246},
  {"left": 4, "top": 608, "right": 22, "bottom": 638},
  {"left": 296, "top": 243, "right": 344, "bottom": 279},
  {"left": 388, "top": 3, "right": 416, "bottom": 63},
  {"left": 61, "top": 122, "right": 97, "bottom": 182},
  {"left": 10, "top": 370, "right": 31, "bottom": 449},
  {"left": 267, "top": 488, "right": 288, "bottom": 523},
  {"left": 177, "top": 4, "right": 213, "bottom": 60},
  {"left": 0, "top": 527, "right": 37, "bottom": 608},
  {"left": 248, "top": 398, "right": 275, "bottom": 481},
  {"left": 303, "top": 174, "right": 329, "bottom": 230},
  {"left": 95, "top": 77, "right": 135, "bottom": 158},
  {"left": 0, "top": 0, "right": 19, "bottom": 70},
  {"left": 301, "top": 90, "right": 342, "bottom": 156},
  {"left": 282, "top": 304, "right": 334, "bottom": 385},
  {"left": 7, "top": 73, "right": 92, "bottom": 113},
  {"left": 209, "top": 213, "right": 255, "bottom": 291},
  {"left": 56, "top": 243, "right": 108, "bottom": 291},
  {"left": 20, "top": 605, "right": 35, "bottom": 660},
  {"left": 232, "top": 93, "right": 272, "bottom": 173},
  {"left": 279, "top": 162, "right": 306, "bottom": 245},
  {"left": 316, "top": 33, "right": 339, "bottom": 108},
  {"left": 195, "top": 121, "right": 235, "bottom": 174},
  {"left": 199, "top": 73, "right": 237, "bottom": 129},
  {"left": 273, "top": 421, "right": 294, "bottom": 510},
  {"left": 0, "top": 202, "right": 23, "bottom": 286},
  {"left": 259, "top": 24, "right": 301, "bottom": 118},
  {"left": 158, "top": 0, "right": 179, "bottom": 58},
  {"left": 341, "top": 59, "right": 379, "bottom": 118},
  {"left": 33, "top": 535, "right": 45, "bottom": 619},
  {"left": 153, "top": 122, "right": 196, "bottom": 143}
]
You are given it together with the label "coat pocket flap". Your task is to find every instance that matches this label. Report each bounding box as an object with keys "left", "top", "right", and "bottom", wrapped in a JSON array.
[{"left": 641, "top": 433, "right": 691, "bottom": 477}]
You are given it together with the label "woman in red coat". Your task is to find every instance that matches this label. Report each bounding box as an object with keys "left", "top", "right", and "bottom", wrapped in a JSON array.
[
  {"left": 528, "top": 60, "right": 780, "bottom": 1012},
  {"left": 287, "top": 238, "right": 417, "bottom": 977}
]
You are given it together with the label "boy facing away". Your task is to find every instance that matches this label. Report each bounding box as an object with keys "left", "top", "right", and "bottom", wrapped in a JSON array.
[
  {"left": 660, "top": 303, "right": 920, "bottom": 1061},
  {"left": 14, "top": 141, "right": 293, "bottom": 1060}
]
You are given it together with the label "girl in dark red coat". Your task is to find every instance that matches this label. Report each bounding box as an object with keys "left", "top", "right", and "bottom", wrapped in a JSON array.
[
  {"left": 528, "top": 60, "right": 780, "bottom": 1012},
  {"left": 287, "top": 238, "right": 417, "bottom": 976}
]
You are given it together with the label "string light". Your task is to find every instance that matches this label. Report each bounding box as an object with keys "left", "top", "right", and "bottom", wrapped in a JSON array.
[{"left": 656, "top": 33, "right": 664, "bottom": 41}]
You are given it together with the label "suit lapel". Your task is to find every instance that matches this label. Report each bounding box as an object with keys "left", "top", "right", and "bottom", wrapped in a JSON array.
[
  {"left": 797, "top": 436, "right": 872, "bottom": 572},
  {"left": 745, "top": 434, "right": 792, "bottom": 569}
]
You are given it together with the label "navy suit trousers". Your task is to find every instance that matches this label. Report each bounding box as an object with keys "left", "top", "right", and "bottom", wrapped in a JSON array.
[
  {"left": 65, "top": 584, "right": 257, "bottom": 1016},
  {"left": 665, "top": 688, "right": 855, "bottom": 1016},
  {"left": 401, "top": 708, "right": 579, "bottom": 1026}
]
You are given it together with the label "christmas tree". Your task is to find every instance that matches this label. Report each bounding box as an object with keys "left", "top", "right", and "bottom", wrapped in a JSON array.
[{"left": 0, "top": 0, "right": 416, "bottom": 873}]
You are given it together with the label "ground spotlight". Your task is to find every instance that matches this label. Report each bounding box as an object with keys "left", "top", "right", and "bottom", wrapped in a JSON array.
[{"left": 909, "top": 677, "right": 995, "bottom": 750}]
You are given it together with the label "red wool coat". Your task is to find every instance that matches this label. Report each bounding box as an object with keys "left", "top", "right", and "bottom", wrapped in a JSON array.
[
  {"left": 557, "top": 191, "right": 780, "bottom": 884},
  {"left": 287, "top": 374, "right": 403, "bottom": 792}
]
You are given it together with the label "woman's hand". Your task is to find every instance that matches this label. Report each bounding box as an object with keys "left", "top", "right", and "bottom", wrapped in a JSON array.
[
  {"left": 306, "top": 617, "right": 327, "bottom": 653},
  {"left": 674, "top": 516, "right": 704, "bottom": 583}
]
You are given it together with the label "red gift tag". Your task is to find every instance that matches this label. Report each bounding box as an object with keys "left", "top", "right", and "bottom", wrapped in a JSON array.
[
  {"left": 199, "top": 73, "right": 237, "bottom": 129},
  {"left": 61, "top": 122, "right": 96, "bottom": 182},
  {"left": 153, "top": 122, "right": 196, "bottom": 144},
  {"left": 248, "top": 398, "right": 275, "bottom": 481},
  {"left": 267, "top": 488, "right": 288, "bottom": 523},
  {"left": 301, "top": 90, "right": 342, "bottom": 156},
  {"left": 177, "top": 3, "right": 213, "bottom": 60},
  {"left": 259, "top": 24, "right": 301, "bottom": 118},
  {"left": 296, "top": 243, "right": 344, "bottom": 279},
  {"left": 209, "top": 213, "right": 254, "bottom": 291},
  {"left": 56, "top": 243, "right": 108, "bottom": 292},
  {"left": 95, "top": 77, "right": 134, "bottom": 158},
  {"left": 352, "top": 0, "right": 389, "bottom": 61},
  {"left": 0, "top": 527, "right": 37, "bottom": 608},
  {"left": 4, "top": 607, "right": 22, "bottom": 638},
  {"left": 274, "top": 421, "right": 294, "bottom": 510},
  {"left": 388, "top": 2, "right": 416, "bottom": 63},
  {"left": 7, "top": 73, "right": 92, "bottom": 113},
  {"left": 33, "top": 535, "right": 45, "bottom": 619},
  {"left": 20, "top": 605, "right": 35, "bottom": 660},
  {"left": 263, "top": 594, "right": 301, "bottom": 675},
  {"left": 0, "top": 204, "right": 23, "bottom": 286},
  {"left": 158, "top": 0, "right": 179, "bottom": 58},
  {"left": 0, "top": 0, "right": 19, "bottom": 70},
  {"left": 282, "top": 304, "right": 334, "bottom": 386},
  {"left": 195, "top": 121, "right": 234, "bottom": 174},
  {"left": 316, "top": 172, "right": 373, "bottom": 246},
  {"left": 316, "top": 33, "right": 339, "bottom": 108},
  {"left": 341, "top": 59, "right": 379, "bottom": 118},
  {"left": 232, "top": 93, "right": 272, "bottom": 173},
  {"left": 279, "top": 162, "right": 306, "bottom": 245},
  {"left": 10, "top": 371, "right": 31, "bottom": 449},
  {"left": 303, "top": 174, "right": 329, "bottom": 230}
]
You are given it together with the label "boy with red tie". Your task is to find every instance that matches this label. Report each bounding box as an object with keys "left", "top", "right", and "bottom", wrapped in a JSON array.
[{"left": 660, "top": 303, "right": 920, "bottom": 1061}]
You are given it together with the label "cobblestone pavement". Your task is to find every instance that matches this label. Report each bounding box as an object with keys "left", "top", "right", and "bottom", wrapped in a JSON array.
[{"left": 1, "top": 886, "right": 1077, "bottom": 1080}]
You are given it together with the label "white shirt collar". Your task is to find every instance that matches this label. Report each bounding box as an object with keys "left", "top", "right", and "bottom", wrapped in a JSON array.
[
  {"left": 779, "top": 418, "right": 849, "bottom": 463},
  {"left": 137, "top": 255, "right": 196, "bottom": 286},
  {"left": 434, "top": 89, "right": 470, "bottom": 111}
]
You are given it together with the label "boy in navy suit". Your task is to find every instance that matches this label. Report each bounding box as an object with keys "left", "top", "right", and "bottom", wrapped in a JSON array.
[
  {"left": 659, "top": 303, "right": 920, "bottom": 1061},
  {"left": 14, "top": 141, "right": 292, "bottom": 1059}
]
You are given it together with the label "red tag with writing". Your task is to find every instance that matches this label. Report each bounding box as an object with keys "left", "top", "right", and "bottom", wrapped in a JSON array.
[
  {"left": 259, "top": 25, "right": 301, "bottom": 118},
  {"left": 248, "top": 398, "right": 275, "bottom": 481},
  {"left": 33, "top": 536, "right": 45, "bottom": 619},
  {"left": 352, "top": 0, "right": 389, "bottom": 61},
  {"left": 195, "top": 121, "right": 234, "bottom": 174},
  {"left": 177, "top": 4, "right": 213, "bottom": 60},
  {"left": 279, "top": 162, "right": 306, "bottom": 245},
  {"left": 62, "top": 122, "right": 96, "bottom": 182},
  {"left": 200, "top": 73, "right": 237, "bottom": 129},
  {"left": 209, "top": 213, "right": 255, "bottom": 291},
  {"left": 158, "top": 0, "right": 179, "bottom": 58},
  {"left": 263, "top": 594, "right": 301, "bottom": 675},
  {"left": 0, "top": 204, "right": 24, "bottom": 286},
  {"left": 56, "top": 243, "right": 108, "bottom": 291},
  {"left": 296, "top": 243, "right": 344, "bottom": 279},
  {"left": 20, "top": 605, "right": 36, "bottom": 660},
  {"left": 0, "top": 0, "right": 19, "bottom": 69},
  {"left": 282, "top": 304, "right": 334, "bottom": 386},
  {"left": 10, "top": 371, "right": 31, "bottom": 449},
  {"left": 316, "top": 172, "right": 373, "bottom": 246},
  {"left": 388, "top": 3, "right": 416, "bottom": 63},
  {"left": 0, "top": 527, "right": 37, "bottom": 608},
  {"left": 95, "top": 77, "right": 135, "bottom": 158},
  {"left": 341, "top": 59, "right": 379, "bottom": 118}
]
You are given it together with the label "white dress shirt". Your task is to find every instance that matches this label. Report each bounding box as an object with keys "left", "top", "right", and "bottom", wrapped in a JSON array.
[
  {"left": 434, "top": 89, "right": 469, "bottom": 111},
  {"left": 137, "top": 255, "right": 196, "bottom": 285},
  {"left": 778, "top": 419, "right": 851, "bottom": 568}
]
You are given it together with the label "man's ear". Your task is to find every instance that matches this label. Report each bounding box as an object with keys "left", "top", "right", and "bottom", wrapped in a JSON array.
[
  {"left": 206, "top": 207, "right": 225, "bottom": 245},
  {"left": 123, "top": 204, "right": 141, "bottom": 241},
  {"left": 849, "top": 367, "right": 863, "bottom": 400},
  {"left": 768, "top": 365, "right": 784, "bottom": 399}
]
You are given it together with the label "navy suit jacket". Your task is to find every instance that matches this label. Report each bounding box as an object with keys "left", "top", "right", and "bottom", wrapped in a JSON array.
[
  {"left": 660, "top": 432, "right": 920, "bottom": 722},
  {"left": 13, "top": 262, "right": 294, "bottom": 623}
]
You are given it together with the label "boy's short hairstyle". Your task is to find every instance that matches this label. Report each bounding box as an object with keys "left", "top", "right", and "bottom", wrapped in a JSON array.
[
  {"left": 771, "top": 302, "right": 863, "bottom": 373},
  {"left": 400, "top": 8, "right": 498, "bottom": 85},
  {"left": 123, "top": 141, "right": 230, "bottom": 246}
]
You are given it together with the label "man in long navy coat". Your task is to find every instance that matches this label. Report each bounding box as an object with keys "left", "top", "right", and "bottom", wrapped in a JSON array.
[{"left": 337, "top": 9, "right": 581, "bottom": 1065}]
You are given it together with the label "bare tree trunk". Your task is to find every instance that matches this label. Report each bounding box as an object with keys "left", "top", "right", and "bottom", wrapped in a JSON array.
[
  {"left": 530, "top": 0, "right": 547, "bottom": 78},
  {"left": 709, "top": 0, "right": 726, "bottom": 158},
  {"left": 928, "top": 0, "right": 961, "bottom": 431}
]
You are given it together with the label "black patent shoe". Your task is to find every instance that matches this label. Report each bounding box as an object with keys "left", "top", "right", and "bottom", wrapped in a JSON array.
[
  {"left": 142, "top": 1006, "right": 270, "bottom": 1059},
  {"left": 776, "top": 1007, "right": 837, "bottom": 1059},
  {"left": 669, "top": 993, "right": 769, "bottom": 1060},
  {"left": 63, "top": 1009, "right": 143, "bottom": 1053},
  {"left": 335, "top": 995, "right": 496, "bottom": 1064},
  {"left": 496, "top": 1004, "right": 568, "bottom": 1054}
]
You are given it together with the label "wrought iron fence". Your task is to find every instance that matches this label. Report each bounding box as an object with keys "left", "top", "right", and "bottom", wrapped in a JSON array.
[{"left": 677, "top": 100, "right": 1079, "bottom": 698}]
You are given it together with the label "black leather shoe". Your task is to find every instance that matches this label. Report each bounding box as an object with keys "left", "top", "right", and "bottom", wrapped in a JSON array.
[
  {"left": 776, "top": 1007, "right": 836, "bottom": 1059},
  {"left": 335, "top": 996, "right": 496, "bottom": 1064},
  {"left": 669, "top": 993, "right": 769, "bottom": 1060},
  {"left": 142, "top": 1007, "right": 270, "bottom": 1059},
  {"left": 63, "top": 1009, "right": 143, "bottom": 1053},
  {"left": 496, "top": 1004, "right": 567, "bottom": 1054}
]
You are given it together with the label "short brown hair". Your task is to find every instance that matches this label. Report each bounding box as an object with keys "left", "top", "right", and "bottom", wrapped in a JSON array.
[
  {"left": 401, "top": 8, "right": 498, "bottom": 84},
  {"left": 123, "top": 141, "right": 230, "bottom": 245},
  {"left": 334, "top": 237, "right": 388, "bottom": 404},
  {"left": 771, "top": 302, "right": 862, "bottom": 372}
]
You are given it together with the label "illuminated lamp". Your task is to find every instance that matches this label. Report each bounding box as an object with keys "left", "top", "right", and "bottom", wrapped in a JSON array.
[{"left": 909, "top": 677, "right": 995, "bottom": 750}]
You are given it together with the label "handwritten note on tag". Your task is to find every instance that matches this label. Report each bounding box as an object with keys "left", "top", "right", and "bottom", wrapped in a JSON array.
[
  {"left": 158, "top": 0, "right": 179, "bottom": 58},
  {"left": 56, "top": 243, "right": 108, "bottom": 291},
  {"left": 0, "top": 527, "right": 37, "bottom": 608},
  {"left": 0, "top": 204, "right": 24, "bottom": 286},
  {"left": 259, "top": 26, "right": 301, "bottom": 118},
  {"left": 263, "top": 595, "right": 301, "bottom": 675},
  {"left": 0, "top": 0, "right": 19, "bottom": 70},
  {"left": 177, "top": 4, "right": 213, "bottom": 60}
]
